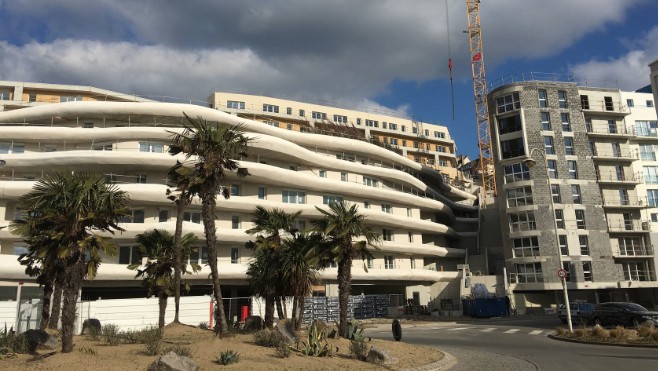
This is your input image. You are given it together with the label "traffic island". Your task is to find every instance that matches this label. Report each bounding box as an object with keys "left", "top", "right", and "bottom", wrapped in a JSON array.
[{"left": 549, "top": 324, "right": 658, "bottom": 348}]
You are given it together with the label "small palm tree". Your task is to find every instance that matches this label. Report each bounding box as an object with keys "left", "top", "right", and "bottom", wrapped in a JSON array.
[
  {"left": 11, "top": 172, "right": 129, "bottom": 352},
  {"left": 129, "top": 229, "right": 199, "bottom": 328},
  {"left": 312, "top": 200, "right": 380, "bottom": 338},
  {"left": 169, "top": 115, "right": 250, "bottom": 334},
  {"left": 245, "top": 206, "right": 300, "bottom": 329}
]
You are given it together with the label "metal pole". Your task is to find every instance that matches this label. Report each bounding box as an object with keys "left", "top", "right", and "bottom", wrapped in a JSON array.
[{"left": 562, "top": 279, "right": 573, "bottom": 332}]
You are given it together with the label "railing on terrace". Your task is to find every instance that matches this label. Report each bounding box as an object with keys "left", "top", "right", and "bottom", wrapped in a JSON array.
[
  {"left": 586, "top": 124, "right": 633, "bottom": 136},
  {"left": 602, "top": 196, "right": 646, "bottom": 208},
  {"left": 595, "top": 171, "right": 643, "bottom": 183},
  {"left": 607, "top": 220, "right": 651, "bottom": 232},
  {"left": 591, "top": 149, "right": 638, "bottom": 160},
  {"left": 616, "top": 245, "right": 654, "bottom": 257},
  {"left": 489, "top": 72, "right": 619, "bottom": 91},
  {"left": 581, "top": 99, "right": 628, "bottom": 114},
  {"left": 623, "top": 269, "right": 656, "bottom": 282}
]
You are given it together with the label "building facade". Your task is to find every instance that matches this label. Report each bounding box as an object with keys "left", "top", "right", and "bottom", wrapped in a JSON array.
[
  {"left": 0, "top": 81, "right": 480, "bottom": 309},
  {"left": 488, "top": 77, "right": 658, "bottom": 313}
]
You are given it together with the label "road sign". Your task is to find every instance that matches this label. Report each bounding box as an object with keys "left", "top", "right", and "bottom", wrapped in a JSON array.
[{"left": 557, "top": 269, "right": 567, "bottom": 280}]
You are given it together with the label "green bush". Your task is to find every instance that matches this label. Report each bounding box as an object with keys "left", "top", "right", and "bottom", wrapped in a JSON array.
[
  {"left": 554, "top": 327, "right": 567, "bottom": 336},
  {"left": 198, "top": 322, "right": 209, "bottom": 330},
  {"left": 349, "top": 339, "right": 369, "bottom": 361},
  {"left": 102, "top": 324, "right": 122, "bottom": 346},
  {"left": 143, "top": 329, "right": 163, "bottom": 356},
  {"left": 637, "top": 323, "right": 655, "bottom": 339},
  {"left": 215, "top": 349, "right": 240, "bottom": 365},
  {"left": 78, "top": 346, "right": 97, "bottom": 355},
  {"left": 162, "top": 344, "right": 192, "bottom": 358},
  {"left": 275, "top": 342, "right": 291, "bottom": 358},
  {"left": 254, "top": 329, "right": 286, "bottom": 348}
]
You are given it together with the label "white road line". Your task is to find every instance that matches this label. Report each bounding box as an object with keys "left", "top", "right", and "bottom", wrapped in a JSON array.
[
  {"left": 504, "top": 329, "right": 520, "bottom": 334},
  {"left": 529, "top": 330, "right": 543, "bottom": 335},
  {"left": 481, "top": 328, "right": 496, "bottom": 332},
  {"left": 447, "top": 327, "right": 470, "bottom": 331}
]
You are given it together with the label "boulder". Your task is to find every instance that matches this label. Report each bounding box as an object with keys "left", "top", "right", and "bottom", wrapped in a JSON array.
[
  {"left": 147, "top": 351, "right": 199, "bottom": 371},
  {"left": 243, "top": 315, "right": 264, "bottom": 332},
  {"left": 366, "top": 346, "right": 398, "bottom": 365},
  {"left": 15, "top": 329, "right": 59, "bottom": 354},
  {"left": 81, "top": 318, "right": 102, "bottom": 335}
]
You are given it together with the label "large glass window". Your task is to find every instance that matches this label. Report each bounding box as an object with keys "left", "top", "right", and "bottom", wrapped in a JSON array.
[
  {"left": 498, "top": 114, "right": 522, "bottom": 134},
  {"left": 139, "top": 142, "right": 164, "bottom": 153},
  {"left": 571, "top": 185, "right": 582, "bottom": 204},
  {"left": 541, "top": 112, "right": 551, "bottom": 131},
  {"left": 567, "top": 161, "right": 578, "bottom": 179},
  {"left": 608, "top": 120, "right": 618, "bottom": 134},
  {"left": 635, "top": 120, "right": 658, "bottom": 137},
  {"left": 544, "top": 136, "right": 555, "bottom": 155},
  {"left": 382, "top": 228, "right": 393, "bottom": 241},
  {"left": 323, "top": 195, "right": 343, "bottom": 205},
  {"left": 564, "top": 137, "right": 574, "bottom": 155},
  {"left": 282, "top": 190, "right": 306, "bottom": 204},
  {"left": 547, "top": 160, "right": 557, "bottom": 178},
  {"left": 513, "top": 237, "right": 540, "bottom": 257},
  {"left": 119, "top": 246, "right": 143, "bottom": 265},
  {"left": 643, "top": 166, "right": 658, "bottom": 183},
  {"left": 363, "top": 176, "right": 379, "bottom": 187},
  {"left": 227, "top": 100, "right": 245, "bottom": 109},
  {"left": 558, "top": 90, "right": 568, "bottom": 108},
  {"left": 263, "top": 104, "right": 279, "bottom": 113},
  {"left": 559, "top": 235, "right": 568, "bottom": 256},
  {"left": 551, "top": 184, "right": 562, "bottom": 203},
  {"left": 501, "top": 138, "right": 525, "bottom": 159},
  {"left": 504, "top": 163, "right": 530, "bottom": 183},
  {"left": 496, "top": 92, "right": 521, "bottom": 113},
  {"left": 561, "top": 113, "right": 571, "bottom": 132},
  {"left": 183, "top": 211, "right": 202, "bottom": 224},
  {"left": 579, "top": 236, "right": 590, "bottom": 256},
  {"left": 381, "top": 204, "right": 392, "bottom": 213},
  {"left": 555, "top": 209, "right": 565, "bottom": 228},
  {"left": 506, "top": 186, "right": 533, "bottom": 207},
  {"left": 515, "top": 262, "right": 543, "bottom": 283},
  {"left": 640, "top": 144, "right": 657, "bottom": 161},
  {"left": 647, "top": 189, "right": 658, "bottom": 207},
  {"left": 509, "top": 211, "right": 536, "bottom": 232},
  {"left": 538, "top": 89, "right": 548, "bottom": 108},
  {"left": 333, "top": 114, "right": 347, "bottom": 123},
  {"left": 575, "top": 210, "right": 586, "bottom": 229},
  {"left": 622, "top": 262, "right": 650, "bottom": 281},
  {"left": 384, "top": 256, "right": 395, "bottom": 269},
  {"left": 582, "top": 262, "right": 593, "bottom": 281},
  {"left": 312, "top": 111, "right": 327, "bottom": 120}
]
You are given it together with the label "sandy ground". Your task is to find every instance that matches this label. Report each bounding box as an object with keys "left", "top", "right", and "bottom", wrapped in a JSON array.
[{"left": 2, "top": 323, "right": 443, "bottom": 370}]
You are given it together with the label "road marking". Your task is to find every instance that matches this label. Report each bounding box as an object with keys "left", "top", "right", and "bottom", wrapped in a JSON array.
[
  {"left": 447, "top": 327, "right": 470, "bottom": 331},
  {"left": 504, "top": 329, "right": 520, "bottom": 334},
  {"left": 529, "top": 330, "right": 543, "bottom": 335},
  {"left": 481, "top": 328, "right": 496, "bottom": 332}
]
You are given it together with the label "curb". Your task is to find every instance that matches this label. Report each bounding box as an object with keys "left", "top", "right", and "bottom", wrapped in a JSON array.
[
  {"left": 547, "top": 334, "right": 658, "bottom": 348},
  {"left": 403, "top": 350, "right": 456, "bottom": 371}
]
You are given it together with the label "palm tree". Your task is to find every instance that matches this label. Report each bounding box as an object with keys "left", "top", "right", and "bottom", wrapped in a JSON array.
[
  {"left": 166, "top": 160, "right": 196, "bottom": 323},
  {"left": 245, "top": 207, "right": 301, "bottom": 329},
  {"left": 11, "top": 172, "right": 129, "bottom": 352},
  {"left": 312, "top": 200, "right": 380, "bottom": 338},
  {"left": 169, "top": 115, "right": 250, "bottom": 334},
  {"left": 129, "top": 229, "right": 199, "bottom": 328}
]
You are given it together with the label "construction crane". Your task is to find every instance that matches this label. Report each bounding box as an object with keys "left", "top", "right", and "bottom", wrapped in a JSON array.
[{"left": 465, "top": 0, "right": 496, "bottom": 200}]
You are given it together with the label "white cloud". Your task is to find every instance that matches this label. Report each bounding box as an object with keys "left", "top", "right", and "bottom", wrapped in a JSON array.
[{"left": 570, "top": 26, "right": 658, "bottom": 90}]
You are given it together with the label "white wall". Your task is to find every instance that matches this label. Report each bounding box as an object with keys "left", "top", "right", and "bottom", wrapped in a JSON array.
[{"left": 0, "top": 301, "right": 17, "bottom": 330}]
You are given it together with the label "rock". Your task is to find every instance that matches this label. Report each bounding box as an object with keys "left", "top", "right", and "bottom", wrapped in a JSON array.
[
  {"left": 81, "top": 318, "right": 101, "bottom": 335},
  {"left": 147, "top": 351, "right": 199, "bottom": 371},
  {"left": 275, "top": 319, "right": 296, "bottom": 344},
  {"left": 243, "top": 315, "right": 264, "bottom": 332},
  {"left": 366, "top": 346, "right": 398, "bottom": 365},
  {"left": 15, "top": 329, "right": 59, "bottom": 354}
]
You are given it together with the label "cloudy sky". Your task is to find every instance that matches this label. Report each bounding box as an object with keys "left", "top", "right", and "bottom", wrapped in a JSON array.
[{"left": 1, "top": 0, "right": 657, "bottom": 157}]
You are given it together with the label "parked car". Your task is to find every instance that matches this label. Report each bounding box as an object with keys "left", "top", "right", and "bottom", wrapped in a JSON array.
[
  {"left": 591, "top": 302, "right": 658, "bottom": 327},
  {"left": 558, "top": 302, "right": 596, "bottom": 325}
]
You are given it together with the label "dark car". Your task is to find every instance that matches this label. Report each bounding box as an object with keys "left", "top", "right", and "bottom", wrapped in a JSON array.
[
  {"left": 558, "top": 302, "right": 596, "bottom": 325},
  {"left": 591, "top": 302, "right": 658, "bottom": 327}
]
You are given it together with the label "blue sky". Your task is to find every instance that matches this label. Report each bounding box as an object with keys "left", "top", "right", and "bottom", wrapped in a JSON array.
[{"left": 1, "top": 0, "right": 657, "bottom": 158}]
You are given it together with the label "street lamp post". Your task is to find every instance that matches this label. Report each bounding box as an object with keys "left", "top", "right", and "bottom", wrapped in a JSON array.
[{"left": 524, "top": 148, "right": 573, "bottom": 333}]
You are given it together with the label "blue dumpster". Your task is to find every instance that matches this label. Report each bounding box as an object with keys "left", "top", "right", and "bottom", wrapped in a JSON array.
[{"left": 462, "top": 297, "right": 509, "bottom": 318}]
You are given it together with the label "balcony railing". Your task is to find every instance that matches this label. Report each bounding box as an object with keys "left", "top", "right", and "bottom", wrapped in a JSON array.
[
  {"left": 602, "top": 196, "right": 646, "bottom": 208},
  {"left": 607, "top": 220, "right": 651, "bottom": 232},
  {"left": 615, "top": 246, "right": 654, "bottom": 257},
  {"left": 623, "top": 269, "right": 656, "bottom": 282},
  {"left": 586, "top": 124, "right": 633, "bottom": 136},
  {"left": 581, "top": 99, "right": 629, "bottom": 114},
  {"left": 591, "top": 149, "right": 638, "bottom": 160},
  {"left": 595, "top": 171, "right": 642, "bottom": 184}
]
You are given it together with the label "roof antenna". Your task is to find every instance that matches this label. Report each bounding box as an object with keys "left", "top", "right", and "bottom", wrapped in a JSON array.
[{"left": 446, "top": 0, "right": 455, "bottom": 121}]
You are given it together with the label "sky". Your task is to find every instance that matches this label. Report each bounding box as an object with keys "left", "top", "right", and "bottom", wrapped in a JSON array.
[{"left": 1, "top": 0, "right": 657, "bottom": 158}]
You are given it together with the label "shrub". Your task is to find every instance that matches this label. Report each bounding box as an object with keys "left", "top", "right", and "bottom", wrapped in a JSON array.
[
  {"left": 554, "top": 327, "right": 567, "bottom": 336},
  {"left": 215, "top": 349, "right": 240, "bottom": 365},
  {"left": 0, "top": 347, "right": 16, "bottom": 360},
  {"left": 198, "top": 322, "right": 209, "bottom": 330},
  {"left": 254, "top": 329, "right": 286, "bottom": 348},
  {"left": 161, "top": 344, "right": 192, "bottom": 358},
  {"left": 652, "top": 328, "right": 658, "bottom": 341},
  {"left": 590, "top": 325, "right": 609, "bottom": 340},
  {"left": 349, "top": 339, "right": 369, "bottom": 361},
  {"left": 637, "top": 323, "right": 655, "bottom": 339},
  {"left": 143, "top": 329, "right": 163, "bottom": 356},
  {"left": 78, "top": 346, "right": 97, "bottom": 355},
  {"left": 87, "top": 326, "right": 102, "bottom": 341},
  {"left": 275, "top": 342, "right": 291, "bottom": 358},
  {"left": 609, "top": 326, "right": 632, "bottom": 341},
  {"left": 102, "top": 324, "right": 122, "bottom": 346},
  {"left": 573, "top": 328, "right": 590, "bottom": 339}
]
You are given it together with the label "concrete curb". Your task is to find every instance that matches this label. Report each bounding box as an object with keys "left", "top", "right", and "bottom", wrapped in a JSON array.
[
  {"left": 548, "top": 334, "right": 658, "bottom": 348},
  {"left": 403, "top": 350, "right": 456, "bottom": 371}
]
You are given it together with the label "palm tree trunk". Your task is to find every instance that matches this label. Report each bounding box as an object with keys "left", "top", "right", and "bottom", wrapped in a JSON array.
[
  {"left": 39, "top": 280, "right": 53, "bottom": 330},
  {"left": 202, "top": 195, "right": 228, "bottom": 333},
  {"left": 264, "top": 293, "right": 275, "bottom": 329},
  {"left": 172, "top": 198, "right": 187, "bottom": 323},
  {"left": 158, "top": 290, "right": 168, "bottom": 329},
  {"left": 276, "top": 296, "right": 284, "bottom": 319},
  {"left": 291, "top": 296, "right": 298, "bottom": 329},
  {"left": 337, "top": 254, "right": 353, "bottom": 338},
  {"left": 48, "top": 281, "right": 63, "bottom": 329},
  {"left": 61, "top": 256, "right": 86, "bottom": 353},
  {"left": 297, "top": 295, "right": 306, "bottom": 331}
]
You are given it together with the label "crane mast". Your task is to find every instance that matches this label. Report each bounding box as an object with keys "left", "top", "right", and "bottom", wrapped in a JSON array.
[{"left": 466, "top": 0, "right": 496, "bottom": 200}]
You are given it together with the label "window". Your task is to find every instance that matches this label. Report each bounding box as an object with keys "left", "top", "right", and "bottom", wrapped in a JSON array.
[
  {"left": 504, "top": 163, "right": 530, "bottom": 183},
  {"left": 263, "top": 104, "right": 279, "bottom": 113},
  {"left": 93, "top": 143, "right": 112, "bottom": 151},
  {"left": 603, "top": 96, "right": 614, "bottom": 111},
  {"left": 299, "top": 109, "right": 305, "bottom": 117},
  {"left": 363, "top": 176, "right": 379, "bottom": 187},
  {"left": 513, "top": 237, "right": 539, "bottom": 257},
  {"left": 366, "top": 256, "right": 373, "bottom": 269},
  {"left": 323, "top": 195, "right": 343, "bottom": 204},
  {"left": 319, "top": 170, "right": 327, "bottom": 178},
  {"left": 189, "top": 246, "right": 208, "bottom": 265},
  {"left": 559, "top": 235, "right": 568, "bottom": 256},
  {"left": 312, "top": 111, "right": 327, "bottom": 120},
  {"left": 648, "top": 100, "right": 654, "bottom": 108},
  {"left": 562, "top": 262, "right": 572, "bottom": 282},
  {"left": 627, "top": 99, "right": 634, "bottom": 108},
  {"left": 616, "top": 164, "right": 626, "bottom": 181},
  {"left": 381, "top": 204, "right": 392, "bottom": 213},
  {"left": 121, "top": 209, "right": 145, "bottom": 223},
  {"left": 60, "top": 95, "right": 83, "bottom": 102},
  {"left": 333, "top": 114, "right": 347, "bottom": 123},
  {"left": 389, "top": 123, "right": 398, "bottom": 130},
  {"left": 336, "top": 152, "right": 356, "bottom": 162},
  {"left": 258, "top": 187, "right": 267, "bottom": 200},
  {"left": 401, "top": 125, "right": 406, "bottom": 132},
  {"left": 647, "top": 189, "right": 658, "bottom": 207},
  {"left": 575, "top": 210, "right": 586, "bottom": 229},
  {"left": 158, "top": 210, "right": 169, "bottom": 222},
  {"left": 653, "top": 213, "right": 658, "bottom": 223},
  {"left": 582, "top": 262, "right": 593, "bottom": 281},
  {"left": 543, "top": 136, "right": 555, "bottom": 155},
  {"left": 561, "top": 113, "right": 571, "bottom": 132},
  {"left": 119, "top": 246, "right": 143, "bottom": 265},
  {"left": 496, "top": 92, "right": 521, "bottom": 113},
  {"left": 434, "top": 131, "right": 445, "bottom": 138},
  {"left": 635, "top": 120, "right": 658, "bottom": 137},
  {"left": 571, "top": 185, "right": 582, "bottom": 204},
  {"left": 501, "top": 137, "right": 525, "bottom": 158},
  {"left": 408, "top": 232, "right": 414, "bottom": 242},
  {"left": 437, "top": 145, "right": 445, "bottom": 152},
  {"left": 509, "top": 211, "right": 536, "bottom": 232},
  {"left": 579, "top": 236, "right": 590, "bottom": 256},
  {"left": 230, "top": 184, "right": 240, "bottom": 196},
  {"left": 0, "top": 142, "right": 24, "bottom": 154},
  {"left": 183, "top": 211, "right": 202, "bottom": 224},
  {"left": 564, "top": 137, "right": 574, "bottom": 155},
  {"left": 139, "top": 142, "right": 164, "bottom": 153},
  {"left": 410, "top": 258, "right": 416, "bottom": 269},
  {"left": 640, "top": 144, "right": 657, "bottom": 161},
  {"left": 287, "top": 123, "right": 293, "bottom": 130},
  {"left": 227, "top": 100, "right": 245, "bottom": 109},
  {"left": 622, "top": 262, "right": 650, "bottom": 281},
  {"left": 547, "top": 160, "right": 557, "bottom": 178},
  {"left": 515, "top": 262, "right": 543, "bottom": 283},
  {"left": 619, "top": 189, "right": 629, "bottom": 206},
  {"left": 558, "top": 90, "right": 568, "bottom": 108},
  {"left": 538, "top": 89, "right": 548, "bottom": 108},
  {"left": 231, "top": 248, "right": 239, "bottom": 264},
  {"left": 340, "top": 172, "right": 348, "bottom": 182},
  {"left": 551, "top": 184, "right": 562, "bottom": 203},
  {"left": 0, "top": 89, "right": 11, "bottom": 100},
  {"left": 506, "top": 186, "right": 533, "bottom": 207},
  {"left": 282, "top": 190, "right": 306, "bottom": 204},
  {"left": 364, "top": 200, "right": 370, "bottom": 209},
  {"left": 13, "top": 245, "right": 28, "bottom": 256},
  {"left": 412, "top": 127, "right": 418, "bottom": 134},
  {"left": 231, "top": 215, "right": 240, "bottom": 229},
  {"left": 264, "top": 120, "right": 279, "bottom": 128},
  {"left": 289, "top": 164, "right": 298, "bottom": 171},
  {"left": 407, "top": 208, "right": 412, "bottom": 217},
  {"left": 365, "top": 119, "right": 378, "bottom": 127},
  {"left": 384, "top": 255, "right": 395, "bottom": 269},
  {"left": 555, "top": 209, "right": 565, "bottom": 228},
  {"left": 567, "top": 161, "right": 578, "bottom": 179},
  {"left": 286, "top": 107, "right": 292, "bottom": 115},
  {"left": 580, "top": 95, "right": 590, "bottom": 109},
  {"left": 83, "top": 122, "right": 94, "bottom": 128},
  {"left": 541, "top": 112, "right": 551, "bottom": 131},
  {"left": 644, "top": 166, "right": 658, "bottom": 183},
  {"left": 382, "top": 228, "right": 393, "bottom": 241},
  {"left": 498, "top": 114, "right": 522, "bottom": 134},
  {"left": 608, "top": 120, "right": 617, "bottom": 134}
]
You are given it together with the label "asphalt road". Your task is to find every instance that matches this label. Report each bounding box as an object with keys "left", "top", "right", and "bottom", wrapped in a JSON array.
[{"left": 364, "top": 317, "right": 658, "bottom": 370}]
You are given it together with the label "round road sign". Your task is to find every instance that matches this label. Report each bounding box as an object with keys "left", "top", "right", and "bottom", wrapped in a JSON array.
[{"left": 557, "top": 269, "right": 567, "bottom": 279}]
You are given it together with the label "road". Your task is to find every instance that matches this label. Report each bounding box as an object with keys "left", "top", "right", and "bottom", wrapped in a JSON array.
[{"left": 364, "top": 317, "right": 658, "bottom": 370}]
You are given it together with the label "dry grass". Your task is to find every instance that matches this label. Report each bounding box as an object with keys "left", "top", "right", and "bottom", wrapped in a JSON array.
[{"left": 554, "top": 323, "right": 658, "bottom": 345}]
